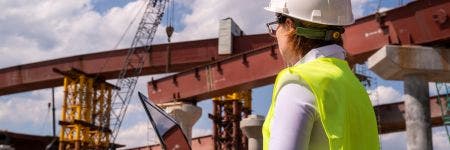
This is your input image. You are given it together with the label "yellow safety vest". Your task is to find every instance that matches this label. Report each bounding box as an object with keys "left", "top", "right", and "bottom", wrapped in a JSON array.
[{"left": 262, "top": 57, "right": 379, "bottom": 150}]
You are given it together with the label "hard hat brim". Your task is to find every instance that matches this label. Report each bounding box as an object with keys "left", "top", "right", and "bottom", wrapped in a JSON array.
[
  {"left": 264, "top": 3, "right": 355, "bottom": 26},
  {"left": 264, "top": 7, "right": 283, "bottom": 14}
]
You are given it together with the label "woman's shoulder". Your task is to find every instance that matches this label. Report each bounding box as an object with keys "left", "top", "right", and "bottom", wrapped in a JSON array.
[{"left": 276, "top": 83, "right": 319, "bottom": 118}]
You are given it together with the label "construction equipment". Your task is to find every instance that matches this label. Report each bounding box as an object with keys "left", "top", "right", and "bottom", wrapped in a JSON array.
[
  {"left": 209, "top": 90, "right": 252, "bottom": 150},
  {"left": 56, "top": 1, "right": 171, "bottom": 149},
  {"left": 54, "top": 68, "right": 119, "bottom": 150},
  {"left": 108, "top": 0, "right": 169, "bottom": 148}
]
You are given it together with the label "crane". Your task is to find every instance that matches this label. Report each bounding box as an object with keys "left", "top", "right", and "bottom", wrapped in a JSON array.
[{"left": 108, "top": 0, "right": 169, "bottom": 148}]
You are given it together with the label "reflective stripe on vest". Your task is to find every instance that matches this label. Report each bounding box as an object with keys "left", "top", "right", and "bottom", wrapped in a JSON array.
[{"left": 262, "top": 57, "right": 379, "bottom": 150}]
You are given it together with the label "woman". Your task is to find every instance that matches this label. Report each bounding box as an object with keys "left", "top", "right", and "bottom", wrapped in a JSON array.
[{"left": 262, "top": 0, "right": 380, "bottom": 150}]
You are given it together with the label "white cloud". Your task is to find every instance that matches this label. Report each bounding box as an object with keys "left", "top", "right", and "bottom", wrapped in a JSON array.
[
  {"left": 0, "top": 87, "right": 64, "bottom": 135},
  {"left": 351, "top": 0, "right": 370, "bottom": 18},
  {"left": 168, "top": 0, "right": 373, "bottom": 42},
  {"left": 116, "top": 121, "right": 158, "bottom": 148},
  {"left": 192, "top": 128, "right": 212, "bottom": 138},
  {"left": 170, "top": 0, "right": 271, "bottom": 42},
  {"left": 429, "top": 82, "right": 450, "bottom": 97},
  {"left": 117, "top": 119, "right": 212, "bottom": 149},
  {"left": 368, "top": 83, "right": 450, "bottom": 106},
  {"left": 368, "top": 85, "right": 403, "bottom": 105},
  {"left": 378, "top": 7, "right": 394, "bottom": 12},
  {"left": 433, "top": 127, "right": 450, "bottom": 150},
  {"left": 380, "top": 126, "right": 450, "bottom": 150},
  {"left": 0, "top": 0, "right": 165, "bottom": 68},
  {"left": 380, "top": 131, "right": 406, "bottom": 149}
]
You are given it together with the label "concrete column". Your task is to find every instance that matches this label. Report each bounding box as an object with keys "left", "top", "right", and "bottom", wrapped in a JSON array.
[
  {"left": 368, "top": 45, "right": 450, "bottom": 150},
  {"left": 404, "top": 75, "right": 432, "bottom": 150},
  {"left": 240, "top": 115, "right": 265, "bottom": 150},
  {"left": 160, "top": 102, "right": 202, "bottom": 144},
  {"left": 218, "top": 18, "right": 243, "bottom": 55}
]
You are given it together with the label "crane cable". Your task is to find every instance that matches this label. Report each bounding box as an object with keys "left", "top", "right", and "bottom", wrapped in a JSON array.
[
  {"left": 165, "top": 0, "right": 175, "bottom": 72},
  {"left": 145, "top": 0, "right": 175, "bottom": 145},
  {"left": 94, "top": 1, "right": 147, "bottom": 79},
  {"left": 376, "top": 0, "right": 383, "bottom": 13}
]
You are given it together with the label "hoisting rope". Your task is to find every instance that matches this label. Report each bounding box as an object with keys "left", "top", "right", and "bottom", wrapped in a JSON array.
[
  {"left": 94, "top": 1, "right": 147, "bottom": 80},
  {"left": 165, "top": 0, "right": 175, "bottom": 72}
]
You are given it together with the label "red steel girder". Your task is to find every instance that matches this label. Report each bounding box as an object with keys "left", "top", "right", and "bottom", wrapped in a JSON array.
[
  {"left": 148, "top": 45, "right": 281, "bottom": 103},
  {"left": 0, "top": 34, "right": 273, "bottom": 96},
  {"left": 344, "top": 0, "right": 450, "bottom": 62},
  {"left": 375, "top": 96, "right": 446, "bottom": 134}
]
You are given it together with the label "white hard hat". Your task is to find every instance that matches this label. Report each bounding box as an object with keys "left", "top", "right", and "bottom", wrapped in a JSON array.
[{"left": 265, "top": 0, "right": 354, "bottom": 26}]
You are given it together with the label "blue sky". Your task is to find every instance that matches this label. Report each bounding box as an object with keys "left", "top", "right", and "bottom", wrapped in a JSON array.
[{"left": 0, "top": 0, "right": 449, "bottom": 149}]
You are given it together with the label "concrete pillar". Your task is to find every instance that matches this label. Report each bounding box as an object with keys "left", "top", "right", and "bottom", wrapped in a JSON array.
[
  {"left": 160, "top": 102, "right": 202, "bottom": 144},
  {"left": 404, "top": 75, "right": 432, "bottom": 150},
  {"left": 240, "top": 115, "right": 265, "bottom": 150},
  {"left": 218, "top": 18, "right": 243, "bottom": 55},
  {"left": 368, "top": 45, "right": 450, "bottom": 150}
]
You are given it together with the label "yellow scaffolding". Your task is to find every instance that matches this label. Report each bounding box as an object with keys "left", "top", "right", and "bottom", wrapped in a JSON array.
[
  {"left": 212, "top": 90, "right": 252, "bottom": 110},
  {"left": 211, "top": 90, "right": 252, "bottom": 150},
  {"left": 55, "top": 68, "right": 116, "bottom": 150}
]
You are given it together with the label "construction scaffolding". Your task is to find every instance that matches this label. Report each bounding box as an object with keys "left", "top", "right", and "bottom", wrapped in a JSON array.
[
  {"left": 209, "top": 90, "right": 252, "bottom": 150},
  {"left": 54, "top": 68, "right": 119, "bottom": 150}
]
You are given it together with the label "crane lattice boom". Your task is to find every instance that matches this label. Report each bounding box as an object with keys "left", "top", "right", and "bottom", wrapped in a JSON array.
[{"left": 109, "top": 0, "right": 169, "bottom": 147}]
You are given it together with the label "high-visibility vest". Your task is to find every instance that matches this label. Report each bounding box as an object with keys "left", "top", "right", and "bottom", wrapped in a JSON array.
[{"left": 262, "top": 57, "right": 379, "bottom": 150}]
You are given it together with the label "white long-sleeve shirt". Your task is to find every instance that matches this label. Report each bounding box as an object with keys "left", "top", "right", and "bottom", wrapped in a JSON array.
[{"left": 269, "top": 44, "right": 346, "bottom": 150}]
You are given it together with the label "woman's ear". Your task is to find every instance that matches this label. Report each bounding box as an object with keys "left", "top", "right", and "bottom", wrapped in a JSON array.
[{"left": 285, "top": 18, "right": 296, "bottom": 32}]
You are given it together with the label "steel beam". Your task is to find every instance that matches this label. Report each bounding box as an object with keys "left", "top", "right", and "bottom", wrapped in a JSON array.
[
  {"left": 147, "top": 45, "right": 281, "bottom": 103},
  {"left": 344, "top": 0, "right": 450, "bottom": 63},
  {"left": 375, "top": 96, "right": 446, "bottom": 134},
  {"left": 0, "top": 34, "right": 274, "bottom": 96}
]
